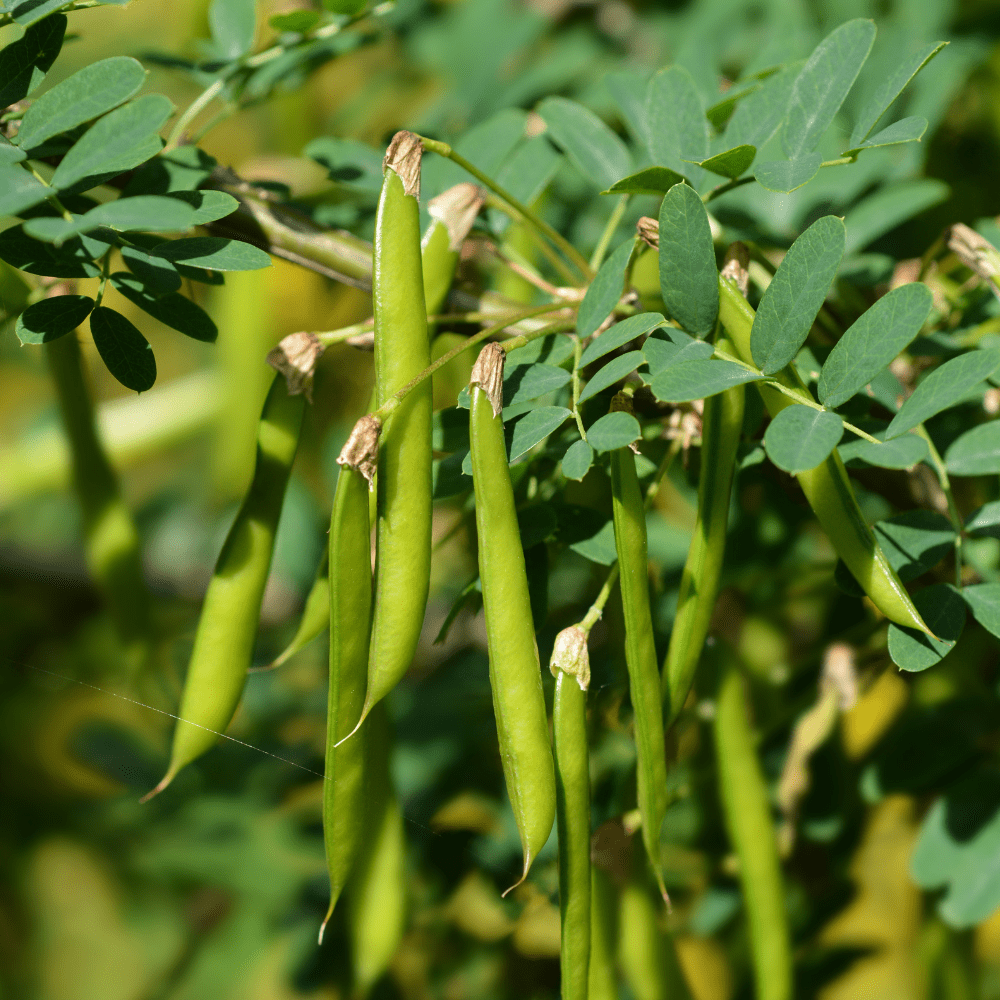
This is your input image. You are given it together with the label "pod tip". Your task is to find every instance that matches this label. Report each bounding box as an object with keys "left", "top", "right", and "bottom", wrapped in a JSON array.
[
  {"left": 333, "top": 703, "right": 371, "bottom": 749},
  {"left": 139, "top": 766, "right": 177, "bottom": 804},
  {"left": 317, "top": 905, "right": 334, "bottom": 946},
  {"left": 383, "top": 131, "right": 422, "bottom": 199},
  {"left": 337, "top": 414, "right": 382, "bottom": 491},
  {"left": 471, "top": 343, "right": 505, "bottom": 418},
  {"left": 501, "top": 855, "right": 531, "bottom": 898}
]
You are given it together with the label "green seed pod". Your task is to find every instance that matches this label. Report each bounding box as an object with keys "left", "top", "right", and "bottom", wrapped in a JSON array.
[
  {"left": 550, "top": 626, "right": 592, "bottom": 1000},
  {"left": 320, "top": 414, "right": 380, "bottom": 941},
  {"left": 347, "top": 704, "right": 406, "bottom": 998},
  {"left": 353, "top": 131, "right": 433, "bottom": 732},
  {"left": 421, "top": 182, "right": 484, "bottom": 319},
  {"left": 609, "top": 393, "right": 669, "bottom": 902},
  {"left": 713, "top": 654, "right": 792, "bottom": 1000},
  {"left": 147, "top": 372, "right": 305, "bottom": 797},
  {"left": 662, "top": 337, "right": 745, "bottom": 724},
  {"left": 717, "top": 275, "right": 931, "bottom": 635},
  {"left": 470, "top": 342, "right": 556, "bottom": 888}
]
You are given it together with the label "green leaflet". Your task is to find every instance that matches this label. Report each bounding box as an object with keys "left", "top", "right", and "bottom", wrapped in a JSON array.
[
  {"left": 763, "top": 405, "right": 843, "bottom": 473},
  {"left": 645, "top": 65, "right": 709, "bottom": 187},
  {"left": 538, "top": 96, "right": 632, "bottom": 190}
]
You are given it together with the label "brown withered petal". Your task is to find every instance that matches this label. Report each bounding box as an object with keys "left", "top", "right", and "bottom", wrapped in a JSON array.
[
  {"left": 636, "top": 216, "right": 659, "bottom": 250},
  {"left": 337, "top": 413, "right": 382, "bottom": 490},
  {"left": 428, "top": 183, "right": 486, "bottom": 252},
  {"left": 471, "top": 342, "right": 505, "bottom": 418},
  {"left": 267, "top": 331, "right": 323, "bottom": 402},
  {"left": 721, "top": 242, "right": 750, "bottom": 297},
  {"left": 383, "top": 131, "right": 423, "bottom": 199},
  {"left": 548, "top": 625, "right": 591, "bottom": 690}
]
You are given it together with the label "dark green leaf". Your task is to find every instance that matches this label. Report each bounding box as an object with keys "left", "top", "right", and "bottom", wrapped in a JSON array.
[
  {"left": 24, "top": 195, "right": 199, "bottom": 243},
  {"left": 818, "top": 283, "right": 933, "bottom": 408},
  {"left": 507, "top": 334, "right": 575, "bottom": 366},
  {"left": 123, "top": 145, "right": 217, "bottom": 196},
  {"left": 605, "top": 70, "right": 649, "bottom": 146},
  {"left": 657, "top": 181, "right": 718, "bottom": 338},
  {"left": 646, "top": 65, "right": 709, "bottom": 186},
  {"left": 0, "top": 224, "right": 100, "bottom": 278},
  {"left": 845, "top": 116, "right": 927, "bottom": 155},
  {"left": 651, "top": 359, "right": 764, "bottom": 403},
  {"left": 209, "top": 0, "right": 256, "bottom": 59},
  {"left": 706, "top": 79, "right": 763, "bottom": 131},
  {"left": 782, "top": 19, "right": 876, "bottom": 160},
  {"left": 601, "top": 166, "right": 687, "bottom": 197},
  {"left": 577, "top": 239, "right": 634, "bottom": 339},
  {"left": 0, "top": 13, "right": 65, "bottom": 109},
  {"left": 120, "top": 243, "right": 182, "bottom": 292},
  {"left": 690, "top": 144, "right": 755, "bottom": 180},
  {"left": 874, "top": 511, "right": 955, "bottom": 582},
  {"left": 110, "top": 272, "right": 217, "bottom": 343},
  {"left": 579, "top": 312, "right": 664, "bottom": 368},
  {"left": 561, "top": 439, "right": 593, "bottom": 481},
  {"left": 538, "top": 96, "right": 632, "bottom": 190},
  {"left": 724, "top": 62, "right": 800, "bottom": 149},
  {"left": 965, "top": 502, "right": 1000, "bottom": 539},
  {"left": 269, "top": 10, "right": 321, "bottom": 32},
  {"left": 0, "top": 163, "right": 51, "bottom": 216},
  {"left": 306, "top": 136, "right": 383, "bottom": 193},
  {"left": 488, "top": 134, "right": 561, "bottom": 234},
  {"left": 168, "top": 189, "right": 239, "bottom": 225},
  {"left": 963, "top": 583, "right": 1000, "bottom": 640},
  {"left": 50, "top": 95, "right": 171, "bottom": 192},
  {"left": 151, "top": 237, "right": 271, "bottom": 271},
  {"left": 89, "top": 305, "right": 156, "bottom": 392},
  {"left": 433, "top": 450, "right": 470, "bottom": 499},
  {"left": 508, "top": 406, "right": 571, "bottom": 463},
  {"left": 578, "top": 350, "right": 644, "bottom": 403},
  {"left": 843, "top": 179, "right": 949, "bottom": 255},
  {"left": 10, "top": 0, "right": 71, "bottom": 26},
  {"left": 642, "top": 330, "right": 713, "bottom": 376},
  {"left": 503, "top": 363, "right": 571, "bottom": 406},
  {"left": 944, "top": 421, "right": 1000, "bottom": 476},
  {"left": 838, "top": 432, "right": 928, "bottom": 469},
  {"left": 849, "top": 41, "right": 946, "bottom": 147},
  {"left": 763, "top": 405, "right": 843, "bottom": 473},
  {"left": 587, "top": 411, "right": 640, "bottom": 453},
  {"left": 912, "top": 771, "right": 1000, "bottom": 928},
  {"left": 750, "top": 216, "right": 845, "bottom": 375},
  {"left": 888, "top": 583, "right": 965, "bottom": 672},
  {"left": 570, "top": 519, "right": 618, "bottom": 565},
  {"left": 753, "top": 152, "right": 822, "bottom": 193},
  {"left": 0, "top": 136, "right": 25, "bottom": 164},
  {"left": 14, "top": 56, "right": 146, "bottom": 153},
  {"left": 14, "top": 294, "right": 93, "bottom": 345},
  {"left": 886, "top": 350, "right": 1000, "bottom": 439}
]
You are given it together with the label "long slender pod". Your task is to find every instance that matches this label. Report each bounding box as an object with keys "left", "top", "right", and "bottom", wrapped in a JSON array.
[
  {"left": 147, "top": 372, "right": 305, "bottom": 796},
  {"left": 355, "top": 131, "right": 433, "bottom": 729},
  {"left": 470, "top": 342, "right": 556, "bottom": 888},
  {"left": 662, "top": 341, "right": 744, "bottom": 724},
  {"left": 550, "top": 628, "right": 592, "bottom": 1000},
  {"left": 347, "top": 703, "right": 407, "bottom": 997},
  {"left": 319, "top": 415, "right": 380, "bottom": 941},
  {"left": 47, "top": 331, "right": 151, "bottom": 661},
  {"left": 421, "top": 182, "right": 484, "bottom": 319},
  {"left": 713, "top": 654, "right": 792, "bottom": 1000},
  {"left": 718, "top": 275, "right": 930, "bottom": 634},
  {"left": 609, "top": 394, "right": 669, "bottom": 902}
]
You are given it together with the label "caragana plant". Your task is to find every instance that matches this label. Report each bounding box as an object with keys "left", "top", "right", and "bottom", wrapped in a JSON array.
[{"left": 7, "top": 0, "right": 1000, "bottom": 997}]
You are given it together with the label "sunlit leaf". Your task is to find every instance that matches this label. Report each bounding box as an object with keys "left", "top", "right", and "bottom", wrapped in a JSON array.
[{"left": 763, "top": 405, "right": 843, "bottom": 473}]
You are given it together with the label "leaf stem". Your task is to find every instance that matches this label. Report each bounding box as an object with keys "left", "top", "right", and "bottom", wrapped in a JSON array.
[
  {"left": 590, "top": 195, "right": 629, "bottom": 271},
  {"left": 571, "top": 335, "right": 587, "bottom": 440},
  {"left": 165, "top": 77, "right": 227, "bottom": 152},
  {"left": 484, "top": 194, "right": 579, "bottom": 286},
  {"left": 915, "top": 424, "right": 964, "bottom": 585},
  {"left": 703, "top": 175, "right": 755, "bottom": 203},
  {"left": 419, "top": 136, "right": 595, "bottom": 281}
]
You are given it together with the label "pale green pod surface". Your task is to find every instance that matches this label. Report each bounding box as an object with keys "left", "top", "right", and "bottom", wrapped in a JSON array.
[
  {"left": 714, "top": 659, "right": 792, "bottom": 1000},
  {"left": 361, "top": 132, "right": 433, "bottom": 724},
  {"left": 588, "top": 868, "right": 619, "bottom": 1000},
  {"left": 551, "top": 627, "right": 592, "bottom": 1000},
  {"left": 470, "top": 343, "right": 556, "bottom": 886},
  {"left": 154, "top": 374, "right": 304, "bottom": 794},
  {"left": 662, "top": 342, "right": 744, "bottom": 723},
  {"left": 270, "top": 538, "right": 329, "bottom": 668},
  {"left": 717, "top": 277, "right": 931, "bottom": 635},
  {"left": 348, "top": 704, "right": 407, "bottom": 998},
  {"left": 609, "top": 408, "right": 669, "bottom": 900},
  {"left": 320, "top": 416, "right": 379, "bottom": 940},
  {"left": 618, "top": 873, "right": 693, "bottom": 1000}
]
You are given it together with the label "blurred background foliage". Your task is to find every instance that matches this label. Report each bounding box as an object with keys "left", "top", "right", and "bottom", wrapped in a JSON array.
[{"left": 4, "top": 0, "right": 1000, "bottom": 998}]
